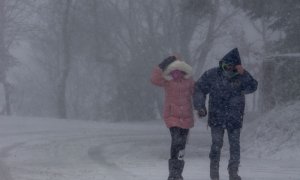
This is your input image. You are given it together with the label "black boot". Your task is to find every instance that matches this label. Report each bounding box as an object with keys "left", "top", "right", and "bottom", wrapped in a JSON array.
[
  {"left": 168, "top": 159, "right": 184, "bottom": 180},
  {"left": 210, "top": 160, "right": 219, "bottom": 180},
  {"left": 228, "top": 166, "right": 241, "bottom": 180}
]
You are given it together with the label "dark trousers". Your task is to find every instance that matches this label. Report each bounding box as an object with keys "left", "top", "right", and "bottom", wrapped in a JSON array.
[
  {"left": 209, "top": 127, "right": 241, "bottom": 168},
  {"left": 169, "top": 127, "right": 189, "bottom": 160}
]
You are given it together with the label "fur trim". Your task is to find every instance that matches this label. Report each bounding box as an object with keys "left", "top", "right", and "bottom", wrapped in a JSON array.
[{"left": 163, "top": 60, "right": 193, "bottom": 80}]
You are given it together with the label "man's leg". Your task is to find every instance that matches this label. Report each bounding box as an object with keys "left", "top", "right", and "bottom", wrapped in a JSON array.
[
  {"left": 209, "top": 127, "right": 225, "bottom": 180},
  {"left": 227, "top": 128, "right": 241, "bottom": 180},
  {"left": 169, "top": 127, "right": 189, "bottom": 180}
]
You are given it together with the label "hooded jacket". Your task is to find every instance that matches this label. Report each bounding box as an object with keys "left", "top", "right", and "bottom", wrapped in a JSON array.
[
  {"left": 151, "top": 60, "right": 194, "bottom": 129},
  {"left": 193, "top": 48, "right": 258, "bottom": 129}
]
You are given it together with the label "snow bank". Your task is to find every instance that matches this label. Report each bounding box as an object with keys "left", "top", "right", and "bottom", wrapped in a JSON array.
[{"left": 242, "top": 101, "right": 300, "bottom": 160}]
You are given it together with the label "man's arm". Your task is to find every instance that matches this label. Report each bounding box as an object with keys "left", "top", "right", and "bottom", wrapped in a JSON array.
[
  {"left": 193, "top": 71, "right": 211, "bottom": 117},
  {"left": 240, "top": 70, "right": 258, "bottom": 94}
]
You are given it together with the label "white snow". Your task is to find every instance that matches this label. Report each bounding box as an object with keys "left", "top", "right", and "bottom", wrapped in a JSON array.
[
  {"left": 0, "top": 112, "right": 299, "bottom": 180},
  {"left": 242, "top": 101, "right": 300, "bottom": 160}
]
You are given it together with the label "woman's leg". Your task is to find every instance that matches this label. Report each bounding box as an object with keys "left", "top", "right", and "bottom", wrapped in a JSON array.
[
  {"left": 169, "top": 127, "right": 189, "bottom": 159},
  {"left": 168, "top": 127, "right": 189, "bottom": 179}
]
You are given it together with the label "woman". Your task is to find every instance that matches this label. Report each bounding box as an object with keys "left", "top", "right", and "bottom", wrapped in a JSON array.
[{"left": 150, "top": 55, "right": 194, "bottom": 180}]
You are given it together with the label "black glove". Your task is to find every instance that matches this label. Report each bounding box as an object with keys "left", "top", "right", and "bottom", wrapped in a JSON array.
[
  {"left": 197, "top": 107, "right": 207, "bottom": 118},
  {"left": 158, "top": 56, "right": 176, "bottom": 71}
]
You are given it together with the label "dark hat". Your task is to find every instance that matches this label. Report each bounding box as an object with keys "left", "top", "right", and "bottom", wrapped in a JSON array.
[{"left": 220, "top": 48, "right": 241, "bottom": 65}]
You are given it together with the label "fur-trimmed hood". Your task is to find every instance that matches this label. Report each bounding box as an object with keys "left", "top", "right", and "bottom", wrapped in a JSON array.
[{"left": 163, "top": 60, "right": 193, "bottom": 80}]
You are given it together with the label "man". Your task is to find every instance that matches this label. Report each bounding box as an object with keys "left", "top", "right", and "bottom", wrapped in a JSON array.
[{"left": 193, "top": 48, "right": 258, "bottom": 180}]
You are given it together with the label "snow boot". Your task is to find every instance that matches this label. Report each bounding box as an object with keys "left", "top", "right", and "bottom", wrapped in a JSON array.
[
  {"left": 228, "top": 166, "right": 241, "bottom": 180},
  {"left": 210, "top": 160, "right": 219, "bottom": 180},
  {"left": 168, "top": 159, "right": 184, "bottom": 180}
]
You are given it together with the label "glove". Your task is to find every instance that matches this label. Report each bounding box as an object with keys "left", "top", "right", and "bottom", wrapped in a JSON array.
[
  {"left": 158, "top": 56, "right": 176, "bottom": 71},
  {"left": 235, "top": 65, "right": 245, "bottom": 75},
  {"left": 197, "top": 107, "right": 207, "bottom": 118}
]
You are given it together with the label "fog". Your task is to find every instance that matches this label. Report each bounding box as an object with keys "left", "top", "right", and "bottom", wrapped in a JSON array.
[
  {"left": 0, "top": 0, "right": 299, "bottom": 121},
  {"left": 1, "top": 0, "right": 300, "bottom": 179}
]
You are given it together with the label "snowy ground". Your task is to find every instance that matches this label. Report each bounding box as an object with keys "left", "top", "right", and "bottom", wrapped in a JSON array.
[
  {"left": 242, "top": 101, "right": 300, "bottom": 161},
  {"left": 0, "top": 115, "right": 299, "bottom": 180}
]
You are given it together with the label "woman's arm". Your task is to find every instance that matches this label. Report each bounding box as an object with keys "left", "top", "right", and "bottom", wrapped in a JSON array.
[{"left": 150, "top": 66, "right": 167, "bottom": 87}]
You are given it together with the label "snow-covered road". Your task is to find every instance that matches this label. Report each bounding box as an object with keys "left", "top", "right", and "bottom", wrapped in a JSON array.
[{"left": 0, "top": 116, "right": 299, "bottom": 180}]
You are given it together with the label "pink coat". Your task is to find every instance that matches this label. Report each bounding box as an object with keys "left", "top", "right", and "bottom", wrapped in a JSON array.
[{"left": 151, "top": 64, "right": 194, "bottom": 129}]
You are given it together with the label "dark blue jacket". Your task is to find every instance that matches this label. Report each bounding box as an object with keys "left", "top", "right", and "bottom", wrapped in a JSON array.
[{"left": 193, "top": 49, "right": 258, "bottom": 129}]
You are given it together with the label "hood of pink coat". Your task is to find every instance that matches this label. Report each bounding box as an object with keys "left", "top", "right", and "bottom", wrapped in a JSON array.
[{"left": 163, "top": 60, "right": 193, "bottom": 80}]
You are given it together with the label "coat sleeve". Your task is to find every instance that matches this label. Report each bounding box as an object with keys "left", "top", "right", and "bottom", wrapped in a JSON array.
[
  {"left": 150, "top": 66, "right": 167, "bottom": 87},
  {"left": 240, "top": 70, "right": 258, "bottom": 94},
  {"left": 193, "top": 70, "right": 211, "bottom": 110}
]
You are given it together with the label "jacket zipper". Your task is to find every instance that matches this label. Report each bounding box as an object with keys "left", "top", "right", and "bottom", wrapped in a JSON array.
[{"left": 179, "top": 81, "right": 183, "bottom": 124}]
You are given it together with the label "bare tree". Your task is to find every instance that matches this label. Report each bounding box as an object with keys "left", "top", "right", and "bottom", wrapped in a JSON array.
[
  {"left": 182, "top": 0, "right": 241, "bottom": 75},
  {"left": 0, "top": 0, "right": 33, "bottom": 115},
  {"left": 30, "top": 0, "right": 74, "bottom": 119},
  {"left": 57, "top": 0, "right": 72, "bottom": 118}
]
